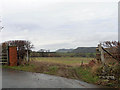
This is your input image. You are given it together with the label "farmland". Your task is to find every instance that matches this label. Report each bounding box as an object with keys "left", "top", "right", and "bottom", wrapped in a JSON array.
[{"left": 30, "top": 57, "right": 94, "bottom": 66}]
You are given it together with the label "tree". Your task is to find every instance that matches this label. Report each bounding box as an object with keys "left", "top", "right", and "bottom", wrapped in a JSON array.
[{"left": 2, "top": 40, "right": 34, "bottom": 63}]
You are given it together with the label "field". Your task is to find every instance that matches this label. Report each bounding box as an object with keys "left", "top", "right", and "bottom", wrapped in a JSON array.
[{"left": 30, "top": 57, "right": 95, "bottom": 66}]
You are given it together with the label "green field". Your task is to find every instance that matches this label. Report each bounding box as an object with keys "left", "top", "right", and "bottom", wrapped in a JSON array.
[{"left": 30, "top": 57, "right": 95, "bottom": 66}]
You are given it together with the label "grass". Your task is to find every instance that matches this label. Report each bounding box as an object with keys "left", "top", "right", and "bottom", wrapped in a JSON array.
[
  {"left": 2, "top": 64, "right": 35, "bottom": 72},
  {"left": 74, "top": 67, "right": 99, "bottom": 83},
  {"left": 30, "top": 57, "right": 94, "bottom": 66},
  {"left": 45, "top": 66, "right": 59, "bottom": 75}
]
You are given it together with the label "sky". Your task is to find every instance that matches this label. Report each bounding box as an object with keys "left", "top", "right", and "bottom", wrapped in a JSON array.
[{"left": 0, "top": 0, "right": 118, "bottom": 51}]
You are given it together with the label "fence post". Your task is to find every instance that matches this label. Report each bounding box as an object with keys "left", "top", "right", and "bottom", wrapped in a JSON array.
[
  {"left": 27, "top": 50, "right": 29, "bottom": 62},
  {"left": 0, "top": 44, "right": 1, "bottom": 65},
  {"left": 98, "top": 44, "right": 105, "bottom": 64},
  {"left": 7, "top": 46, "right": 9, "bottom": 65}
]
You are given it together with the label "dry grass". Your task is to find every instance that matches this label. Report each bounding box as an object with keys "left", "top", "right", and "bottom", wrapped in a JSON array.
[
  {"left": 30, "top": 57, "right": 94, "bottom": 66},
  {"left": 28, "top": 60, "right": 99, "bottom": 83},
  {"left": 91, "top": 63, "right": 102, "bottom": 75}
]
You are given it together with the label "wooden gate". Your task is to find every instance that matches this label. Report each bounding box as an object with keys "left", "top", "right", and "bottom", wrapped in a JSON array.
[{"left": 96, "top": 44, "right": 118, "bottom": 64}]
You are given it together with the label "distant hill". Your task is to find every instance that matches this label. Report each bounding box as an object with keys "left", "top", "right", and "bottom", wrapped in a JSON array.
[
  {"left": 72, "top": 47, "right": 96, "bottom": 53},
  {"left": 56, "top": 49, "right": 74, "bottom": 53},
  {"left": 56, "top": 47, "right": 96, "bottom": 53}
]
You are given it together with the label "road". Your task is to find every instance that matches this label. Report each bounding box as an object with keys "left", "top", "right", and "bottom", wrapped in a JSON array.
[{"left": 2, "top": 68, "right": 100, "bottom": 88}]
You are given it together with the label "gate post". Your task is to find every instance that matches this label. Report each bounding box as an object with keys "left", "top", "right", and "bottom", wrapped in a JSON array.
[
  {"left": 9, "top": 46, "right": 17, "bottom": 66},
  {"left": 7, "top": 46, "right": 9, "bottom": 65},
  {"left": 98, "top": 44, "right": 105, "bottom": 64}
]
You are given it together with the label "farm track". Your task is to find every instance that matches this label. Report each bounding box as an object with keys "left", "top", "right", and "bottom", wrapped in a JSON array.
[{"left": 2, "top": 68, "right": 101, "bottom": 88}]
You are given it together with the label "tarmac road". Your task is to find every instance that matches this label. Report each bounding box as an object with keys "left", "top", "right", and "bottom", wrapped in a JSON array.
[{"left": 2, "top": 68, "right": 100, "bottom": 88}]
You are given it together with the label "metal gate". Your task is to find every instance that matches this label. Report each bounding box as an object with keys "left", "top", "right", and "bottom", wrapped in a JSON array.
[{"left": 0, "top": 46, "right": 9, "bottom": 64}]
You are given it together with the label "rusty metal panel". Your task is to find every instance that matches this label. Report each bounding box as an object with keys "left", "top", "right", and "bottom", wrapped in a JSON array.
[{"left": 9, "top": 46, "right": 17, "bottom": 66}]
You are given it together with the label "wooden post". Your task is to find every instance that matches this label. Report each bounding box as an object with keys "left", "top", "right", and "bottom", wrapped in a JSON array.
[
  {"left": 0, "top": 45, "right": 1, "bottom": 65},
  {"left": 98, "top": 44, "right": 105, "bottom": 64},
  {"left": 27, "top": 50, "right": 29, "bottom": 62},
  {"left": 7, "top": 46, "right": 9, "bottom": 65},
  {"left": 96, "top": 47, "right": 101, "bottom": 63}
]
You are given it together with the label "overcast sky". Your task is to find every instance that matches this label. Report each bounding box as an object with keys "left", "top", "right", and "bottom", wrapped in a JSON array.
[{"left": 0, "top": 0, "right": 118, "bottom": 51}]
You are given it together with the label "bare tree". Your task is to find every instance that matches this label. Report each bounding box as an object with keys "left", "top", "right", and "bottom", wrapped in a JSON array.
[{"left": 102, "top": 41, "right": 120, "bottom": 63}]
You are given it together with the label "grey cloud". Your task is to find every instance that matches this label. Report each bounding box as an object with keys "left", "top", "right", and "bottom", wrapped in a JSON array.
[{"left": 0, "top": 1, "right": 118, "bottom": 51}]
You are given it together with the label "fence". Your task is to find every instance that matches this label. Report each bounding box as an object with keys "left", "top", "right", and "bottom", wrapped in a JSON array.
[
  {"left": 0, "top": 46, "right": 9, "bottom": 64},
  {"left": 0, "top": 45, "right": 18, "bottom": 66},
  {"left": 96, "top": 44, "right": 118, "bottom": 64}
]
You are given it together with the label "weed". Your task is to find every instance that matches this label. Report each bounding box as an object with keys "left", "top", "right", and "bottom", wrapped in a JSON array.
[{"left": 48, "top": 66, "right": 58, "bottom": 74}]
